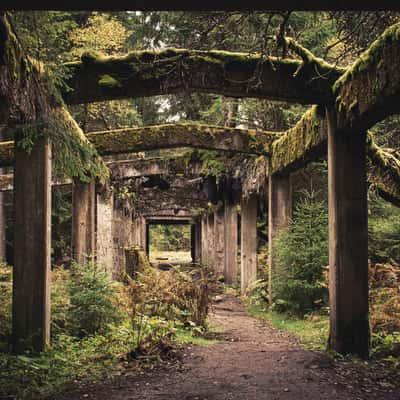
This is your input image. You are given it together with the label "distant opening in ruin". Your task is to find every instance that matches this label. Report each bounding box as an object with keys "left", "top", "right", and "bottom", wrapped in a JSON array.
[{"left": 147, "top": 222, "right": 193, "bottom": 267}]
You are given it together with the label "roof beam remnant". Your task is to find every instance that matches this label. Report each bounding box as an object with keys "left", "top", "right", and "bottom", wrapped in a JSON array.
[{"left": 61, "top": 48, "right": 343, "bottom": 105}]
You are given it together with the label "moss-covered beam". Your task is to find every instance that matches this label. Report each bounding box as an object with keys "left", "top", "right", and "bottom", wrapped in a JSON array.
[
  {"left": 366, "top": 133, "right": 400, "bottom": 207},
  {"left": 87, "top": 123, "right": 277, "bottom": 156},
  {"left": 271, "top": 106, "right": 328, "bottom": 174},
  {"left": 333, "top": 22, "right": 400, "bottom": 134},
  {"left": 61, "top": 48, "right": 343, "bottom": 105},
  {"left": 0, "top": 122, "right": 275, "bottom": 170},
  {"left": 271, "top": 107, "right": 400, "bottom": 206}
]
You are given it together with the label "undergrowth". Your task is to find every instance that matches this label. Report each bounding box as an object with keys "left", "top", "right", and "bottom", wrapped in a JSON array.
[{"left": 0, "top": 261, "right": 221, "bottom": 399}]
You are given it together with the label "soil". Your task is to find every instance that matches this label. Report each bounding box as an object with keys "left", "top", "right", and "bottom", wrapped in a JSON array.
[{"left": 55, "top": 294, "right": 399, "bottom": 400}]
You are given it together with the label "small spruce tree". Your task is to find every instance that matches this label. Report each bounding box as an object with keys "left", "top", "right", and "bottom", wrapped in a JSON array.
[{"left": 272, "top": 189, "right": 329, "bottom": 316}]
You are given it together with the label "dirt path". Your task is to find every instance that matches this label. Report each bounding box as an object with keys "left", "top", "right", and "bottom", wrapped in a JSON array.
[{"left": 56, "top": 295, "right": 398, "bottom": 400}]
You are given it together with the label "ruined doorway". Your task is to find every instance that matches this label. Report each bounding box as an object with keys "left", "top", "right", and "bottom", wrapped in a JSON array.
[{"left": 146, "top": 220, "right": 194, "bottom": 268}]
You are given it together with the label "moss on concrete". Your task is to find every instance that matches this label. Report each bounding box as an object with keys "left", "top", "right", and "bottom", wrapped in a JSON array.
[
  {"left": 61, "top": 46, "right": 343, "bottom": 105},
  {"left": 86, "top": 123, "right": 277, "bottom": 156},
  {"left": 332, "top": 22, "right": 400, "bottom": 132},
  {"left": 98, "top": 74, "right": 122, "bottom": 88},
  {"left": 271, "top": 106, "right": 327, "bottom": 174},
  {"left": 366, "top": 132, "right": 400, "bottom": 202}
]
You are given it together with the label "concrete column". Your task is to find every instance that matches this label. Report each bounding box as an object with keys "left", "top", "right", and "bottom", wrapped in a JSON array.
[
  {"left": 224, "top": 202, "right": 238, "bottom": 285},
  {"left": 132, "top": 215, "right": 140, "bottom": 246},
  {"left": 240, "top": 194, "right": 257, "bottom": 294},
  {"left": 0, "top": 191, "right": 6, "bottom": 262},
  {"left": 327, "top": 109, "right": 369, "bottom": 358},
  {"left": 0, "top": 127, "right": 6, "bottom": 262},
  {"left": 13, "top": 138, "right": 51, "bottom": 353},
  {"left": 214, "top": 206, "right": 225, "bottom": 275},
  {"left": 71, "top": 180, "right": 95, "bottom": 265},
  {"left": 193, "top": 220, "right": 202, "bottom": 264},
  {"left": 96, "top": 189, "right": 113, "bottom": 275},
  {"left": 268, "top": 171, "right": 292, "bottom": 303},
  {"left": 140, "top": 216, "right": 147, "bottom": 252},
  {"left": 207, "top": 213, "right": 215, "bottom": 269},
  {"left": 201, "top": 215, "right": 209, "bottom": 265},
  {"left": 112, "top": 207, "right": 133, "bottom": 279}
]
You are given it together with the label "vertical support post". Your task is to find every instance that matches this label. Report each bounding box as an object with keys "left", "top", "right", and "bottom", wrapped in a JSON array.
[
  {"left": 145, "top": 222, "right": 150, "bottom": 256},
  {"left": 141, "top": 216, "right": 147, "bottom": 252},
  {"left": 96, "top": 189, "right": 114, "bottom": 275},
  {"left": 240, "top": 194, "right": 257, "bottom": 294},
  {"left": 214, "top": 206, "right": 225, "bottom": 276},
  {"left": 0, "top": 190, "right": 6, "bottom": 262},
  {"left": 224, "top": 202, "right": 238, "bottom": 285},
  {"left": 193, "top": 220, "right": 202, "bottom": 264},
  {"left": 132, "top": 215, "right": 140, "bottom": 246},
  {"left": 201, "top": 215, "right": 209, "bottom": 265},
  {"left": 190, "top": 223, "right": 196, "bottom": 263},
  {"left": 268, "top": 171, "right": 292, "bottom": 303},
  {"left": 112, "top": 206, "right": 133, "bottom": 279},
  {"left": 207, "top": 213, "right": 215, "bottom": 269},
  {"left": 13, "top": 138, "right": 51, "bottom": 353},
  {"left": 72, "top": 180, "right": 95, "bottom": 265},
  {"left": 0, "top": 127, "right": 6, "bottom": 262},
  {"left": 327, "top": 108, "right": 369, "bottom": 357}
]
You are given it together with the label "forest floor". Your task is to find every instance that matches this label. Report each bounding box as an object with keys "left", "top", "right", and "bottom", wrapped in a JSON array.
[{"left": 54, "top": 294, "right": 399, "bottom": 400}]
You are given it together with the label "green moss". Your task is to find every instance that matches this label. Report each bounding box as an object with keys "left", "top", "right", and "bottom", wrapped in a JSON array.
[
  {"left": 333, "top": 22, "right": 400, "bottom": 97},
  {"left": 271, "top": 106, "right": 325, "bottom": 173},
  {"left": 98, "top": 74, "right": 121, "bottom": 88}
]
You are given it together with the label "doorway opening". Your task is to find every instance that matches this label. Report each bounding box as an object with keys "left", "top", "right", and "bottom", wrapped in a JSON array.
[{"left": 146, "top": 221, "right": 193, "bottom": 267}]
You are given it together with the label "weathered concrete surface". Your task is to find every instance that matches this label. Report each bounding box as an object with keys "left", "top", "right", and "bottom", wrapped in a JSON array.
[
  {"left": 268, "top": 171, "right": 292, "bottom": 303},
  {"left": 224, "top": 202, "right": 238, "bottom": 285},
  {"left": 214, "top": 207, "right": 225, "bottom": 275},
  {"left": 96, "top": 190, "right": 114, "bottom": 275},
  {"left": 62, "top": 48, "right": 341, "bottom": 105},
  {"left": 206, "top": 213, "right": 215, "bottom": 269},
  {"left": 201, "top": 215, "right": 209, "bottom": 266},
  {"left": 87, "top": 124, "right": 275, "bottom": 156},
  {"left": 12, "top": 138, "right": 51, "bottom": 353},
  {"left": 71, "top": 180, "right": 96, "bottom": 265},
  {"left": 241, "top": 194, "right": 257, "bottom": 294},
  {"left": 112, "top": 206, "right": 134, "bottom": 279},
  {"left": 333, "top": 22, "right": 400, "bottom": 134},
  {"left": 327, "top": 108, "right": 369, "bottom": 358}
]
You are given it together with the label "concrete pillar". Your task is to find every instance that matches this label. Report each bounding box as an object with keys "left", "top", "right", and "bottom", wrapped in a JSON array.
[
  {"left": 224, "top": 202, "right": 238, "bottom": 285},
  {"left": 96, "top": 189, "right": 113, "bottom": 275},
  {"left": 207, "top": 213, "right": 215, "bottom": 269},
  {"left": 268, "top": 172, "right": 292, "bottom": 303},
  {"left": 214, "top": 206, "right": 225, "bottom": 275},
  {"left": 112, "top": 206, "right": 133, "bottom": 279},
  {"left": 327, "top": 109, "right": 369, "bottom": 357},
  {"left": 193, "top": 220, "right": 202, "bottom": 264},
  {"left": 201, "top": 215, "right": 209, "bottom": 265},
  {"left": 13, "top": 138, "right": 51, "bottom": 353},
  {"left": 0, "top": 128, "right": 6, "bottom": 262},
  {"left": 140, "top": 216, "right": 147, "bottom": 252},
  {"left": 0, "top": 191, "right": 6, "bottom": 262},
  {"left": 240, "top": 194, "right": 257, "bottom": 294},
  {"left": 132, "top": 215, "right": 140, "bottom": 246},
  {"left": 71, "top": 180, "right": 95, "bottom": 265}
]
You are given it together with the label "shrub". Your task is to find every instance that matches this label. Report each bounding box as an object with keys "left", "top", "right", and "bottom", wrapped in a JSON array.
[
  {"left": 368, "top": 195, "right": 400, "bottom": 263},
  {"left": 67, "top": 261, "right": 125, "bottom": 337},
  {"left": 272, "top": 189, "right": 329, "bottom": 316},
  {"left": 0, "top": 264, "right": 12, "bottom": 343},
  {"left": 126, "top": 264, "right": 221, "bottom": 335}
]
